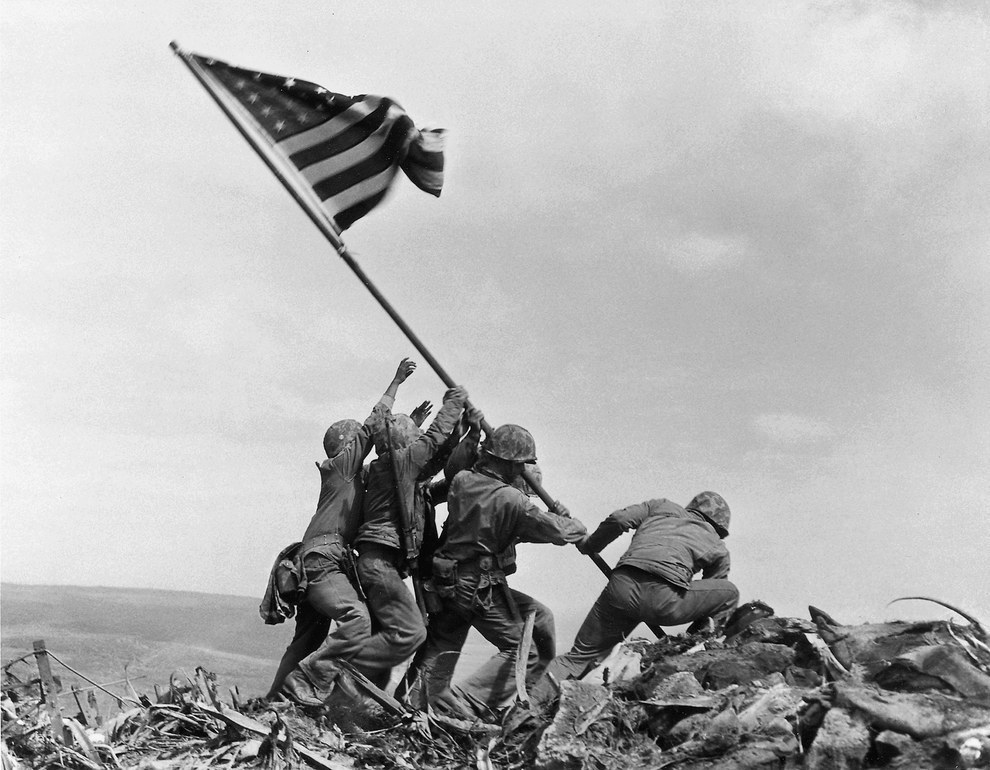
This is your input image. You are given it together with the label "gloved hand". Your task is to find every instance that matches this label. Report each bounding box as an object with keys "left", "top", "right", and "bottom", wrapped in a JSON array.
[
  {"left": 443, "top": 385, "right": 469, "bottom": 407},
  {"left": 465, "top": 405, "right": 484, "bottom": 431}
]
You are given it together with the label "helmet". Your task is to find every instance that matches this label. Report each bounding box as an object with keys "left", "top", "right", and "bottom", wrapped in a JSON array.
[
  {"left": 686, "top": 491, "right": 731, "bottom": 536},
  {"left": 483, "top": 424, "right": 537, "bottom": 463},
  {"left": 510, "top": 463, "right": 542, "bottom": 496},
  {"left": 323, "top": 419, "right": 362, "bottom": 458},
  {"left": 385, "top": 414, "right": 422, "bottom": 450}
]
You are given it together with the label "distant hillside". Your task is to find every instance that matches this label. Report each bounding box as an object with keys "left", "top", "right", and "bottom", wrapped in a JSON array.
[
  {"left": 1, "top": 583, "right": 294, "bottom": 699},
  {"left": 0, "top": 582, "right": 506, "bottom": 707}
]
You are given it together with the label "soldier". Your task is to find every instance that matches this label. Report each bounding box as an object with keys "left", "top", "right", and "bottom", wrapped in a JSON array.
[
  {"left": 347, "top": 385, "right": 471, "bottom": 688},
  {"left": 530, "top": 492, "right": 739, "bottom": 704},
  {"left": 269, "top": 359, "right": 418, "bottom": 704},
  {"left": 403, "top": 456, "right": 558, "bottom": 707},
  {"left": 422, "top": 424, "right": 587, "bottom": 716}
]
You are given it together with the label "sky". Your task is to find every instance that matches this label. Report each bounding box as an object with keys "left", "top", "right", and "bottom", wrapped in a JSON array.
[{"left": 2, "top": 1, "right": 988, "bottom": 638}]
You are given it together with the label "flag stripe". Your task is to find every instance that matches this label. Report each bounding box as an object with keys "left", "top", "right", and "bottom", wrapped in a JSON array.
[
  {"left": 325, "top": 167, "right": 400, "bottom": 221},
  {"left": 277, "top": 96, "right": 387, "bottom": 156},
  {"left": 334, "top": 190, "right": 390, "bottom": 231},
  {"left": 296, "top": 112, "right": 404, "bottom": 187},
  {"left": 287, "top": 100, "right": 394, "bottom": 170},
  {"left": 310, "top": 116, "right": 413, "bottom": 201},
  {"left": 401, "top": 129, "right": 446, "bottom": 196}
]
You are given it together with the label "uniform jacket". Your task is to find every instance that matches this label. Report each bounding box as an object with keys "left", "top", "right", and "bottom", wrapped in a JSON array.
[
  {"left": 300, "top": 395, "right": 393, "bottom": 547},
  {"left": 436, "top": 467, "right": 587, "bottom": 574},
  {"left": 356, "top": 398, "right": 464, "bottom": 557},
  {"left": 583, "top": 498, "right": 730, "bottom": 589}
]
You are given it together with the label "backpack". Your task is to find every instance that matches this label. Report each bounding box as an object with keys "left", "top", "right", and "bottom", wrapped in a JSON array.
[{"left": 259, "top": 542, "right": 304, "bottom": 625}]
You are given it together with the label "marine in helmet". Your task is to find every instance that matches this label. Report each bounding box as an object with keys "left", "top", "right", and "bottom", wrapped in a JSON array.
[
  {"left": 529, "top": 491, "right": 739, "bottom": 705},
  {"left": 420, "top": 425, "right": 588, "bottom": 716},
  {"left": 268, "top": 359, "right": 417, "bottom": 704},
  {"left": 347, "top": 384, "right": 472, "bottom": 689},
  {"left": 401, "top": 458, "right": 559, "bottom": 708}
]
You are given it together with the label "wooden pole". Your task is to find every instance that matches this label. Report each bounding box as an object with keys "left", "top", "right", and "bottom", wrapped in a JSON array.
[
  {"left": 70, "top": 686, "right": 94, "bottom": 727},
  {"left": 520, "top": 467, "right": 666, "bottom": 640},
  {"left": 87, "top": 691, "right": 102, "bottom": 727},
  {"left": 520, "top": 466, "right": 613, "bottom": 577},
  {"left": 32, "top": 640, "right": 67, "bottom": 745}
]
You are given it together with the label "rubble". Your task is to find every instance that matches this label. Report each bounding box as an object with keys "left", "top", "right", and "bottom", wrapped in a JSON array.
[
  {"left": 803, "top": 707, "right": 870, "bottom": 770},
  {"left": 3, "top": 601, "right": 989, "bottom": 768}
]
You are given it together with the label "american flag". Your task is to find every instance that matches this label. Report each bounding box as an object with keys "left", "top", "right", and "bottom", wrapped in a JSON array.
[{"left": 193, "top": 54, "right": 445, "bottom": 231}]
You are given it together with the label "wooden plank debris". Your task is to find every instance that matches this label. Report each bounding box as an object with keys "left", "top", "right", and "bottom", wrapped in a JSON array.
[
  {"left": 514, "top": 610, "right": 537, "bottom": 705},
  {"left": 334, "top": 660, "right": 406, "bottom": 716},
  {"left": 196, "top": 703, "right": 351, "bottom": 770},
  {"left": 32, "top": 640, "right": 67, "bottom": 745},
  {"left": 87, "top": 691, "right": 102, "bottom": 728}
]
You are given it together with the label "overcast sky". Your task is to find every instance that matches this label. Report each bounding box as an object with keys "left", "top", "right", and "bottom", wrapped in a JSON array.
[{"left": 2, "top": 1, "right": 988, "bottom": 636}]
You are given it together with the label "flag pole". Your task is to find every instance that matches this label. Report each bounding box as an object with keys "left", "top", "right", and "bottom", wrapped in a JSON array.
[{"left": 170, "top": 42, "right": 630, "bottom": 596}]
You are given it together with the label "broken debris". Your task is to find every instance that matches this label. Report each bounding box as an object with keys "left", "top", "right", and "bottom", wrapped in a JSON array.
[{"left": 3, "top": 601, "right": 990, "bottom": 768}]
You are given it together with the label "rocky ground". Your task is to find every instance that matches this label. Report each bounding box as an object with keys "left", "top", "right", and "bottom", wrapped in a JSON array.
[{"left": 3, "top": 600, "right": 989, "bottom": 769}]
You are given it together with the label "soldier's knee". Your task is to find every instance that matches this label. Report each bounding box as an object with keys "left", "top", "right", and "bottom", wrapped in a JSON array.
[
  {"left": 340, "top": 625, "right": 372, "bottom": 655},
  {"left": 353, "top": 612, "right": 373, "bottom": 636},
  {"left": 395, "top": 623, "right": 427, "bottom": 656},
  {"left": 410, "top": 624, "right": 428, "bottom": 650},
  {"left": 334, "top": 605, "right": 372, "bottom": 641},
  {"left": 533, "top": 601, "right": 554, "bottom": 627}
]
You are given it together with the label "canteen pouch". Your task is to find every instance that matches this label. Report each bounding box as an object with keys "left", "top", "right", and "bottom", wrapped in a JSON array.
[
  {"left": 422, "top": 580, "right": 444, "bottom": 614},
  {"left": 431, "top": 557, "right": 459, "bottom": 599}
]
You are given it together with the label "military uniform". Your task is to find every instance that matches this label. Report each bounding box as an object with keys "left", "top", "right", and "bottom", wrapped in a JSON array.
[
  {"left": 349, "top": 397, "right": 465, "bottom": 687},
  {"left": 268, "top": 396, "right": 392, "bottom": 700},
  {"left": 533, "top": 498, "right": 738, "bottom": 701},
  {"left": 418, "top": 467, "right": 587, "bottom": 710}
]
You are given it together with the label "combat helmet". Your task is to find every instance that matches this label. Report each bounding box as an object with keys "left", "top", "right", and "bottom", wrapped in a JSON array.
[
  {"left": 686, "top": 491, "right": 731, "bottom": 537},
  {"left": 372, "top": 413, "right": 423, "bottom": 454},
  {"left": 390, "top": 414, "right": 422, "bottom": 448},
  {"left": 324, "top": 419, "right": 362, "bottom": 458},
  {"left": 483, "top": 424, "right": 537, "bottom": 463}
]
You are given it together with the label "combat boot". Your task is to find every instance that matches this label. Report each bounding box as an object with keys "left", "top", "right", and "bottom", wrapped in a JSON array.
[{"left": 281, "top": 667, "right": 324, "bottom": 708}]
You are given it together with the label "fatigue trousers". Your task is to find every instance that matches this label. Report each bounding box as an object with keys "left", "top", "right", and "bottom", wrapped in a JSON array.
[
  {"left": 268, "top": 549, "right": 371, "bottom": 698},
  {"left": 532, "top": 566, "right": 739, "bottom": 703},
  {"left": 407, "top": 588, "right": 555, "bottom": 708},
  {"left": 416, "top": 569, "right": 555, "bottom": 710},
  {"left": 350, "top": 544, "right": 427, "bottom": 688}
]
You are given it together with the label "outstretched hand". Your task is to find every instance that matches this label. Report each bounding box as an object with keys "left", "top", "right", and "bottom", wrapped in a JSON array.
[
  {"left": 394, "top": 357, "right": 417, "bottom": 384},
  {"left": 410, "top": 400, "right": 434, "bottom": 427},
  {"left": 550, "top": 500, "right": 571, "bottom": 518}
]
